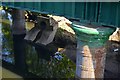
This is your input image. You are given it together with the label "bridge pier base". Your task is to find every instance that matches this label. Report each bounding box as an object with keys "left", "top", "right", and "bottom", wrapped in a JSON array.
[
  {"left": 68, "top": 23, "right": 116, "bottom": 79},
  {"left": 12, "top": 9, "right": 27, "bottom": 74}
]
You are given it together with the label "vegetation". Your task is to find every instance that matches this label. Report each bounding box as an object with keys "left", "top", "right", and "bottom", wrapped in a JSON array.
[
  {"left": 26, "top": 44, "right": 75, "bottom": 78},
  {"left": 2, "top": 23, "right": 14, "bottom": 63},
  {"left": 2, "top": 22, "right": 76, "bottom": 78}
]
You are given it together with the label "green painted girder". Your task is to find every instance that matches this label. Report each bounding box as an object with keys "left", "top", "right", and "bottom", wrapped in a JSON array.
[{"left": 1, "top": 2, "right": 120, "bottom": 28}]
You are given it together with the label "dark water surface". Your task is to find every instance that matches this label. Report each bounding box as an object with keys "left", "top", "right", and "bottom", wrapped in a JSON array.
[
  {"left": 1, "top": 19, "right": 120, "bottom": 79},
  {"left": 1, "top": 21, "right": 76, "bottom": 78}
]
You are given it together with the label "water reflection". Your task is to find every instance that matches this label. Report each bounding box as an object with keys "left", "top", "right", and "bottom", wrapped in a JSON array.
[
  {"left": 2, "top": 19, "right": 76, "bottom": 78},
  {"left": 2, "top": 22, "right": 14, "bottom": 63},
  {"left": 0, "top": 23, "right": 2, "bottom": 60}
]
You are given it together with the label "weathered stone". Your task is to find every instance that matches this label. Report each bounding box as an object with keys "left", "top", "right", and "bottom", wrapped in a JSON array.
[
  {"left": 54, "top": 28, "right": 76, "bottom": 47},
  {"left": 12, "top": 9, "right": 26, "bottom": 34},
  {"left": 24, "top": 26, "right": 40, "bottom": 42},
  {"left": 109, "top": 28, "right": 120, "bottom": 42},
  {"left": 24, "top": 16, "right": 59, "bottom": 45}
]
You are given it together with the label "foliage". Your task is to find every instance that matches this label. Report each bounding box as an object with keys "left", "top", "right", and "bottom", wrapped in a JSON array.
[
  {"left": 2, "top": 22, "right": 76, "bottom": 78},
  {"left": 26, "top": 44, "right": 76, "bottom": 78},
  {"left": 2, "top": 23, "right": 14, "bottom": 62}
]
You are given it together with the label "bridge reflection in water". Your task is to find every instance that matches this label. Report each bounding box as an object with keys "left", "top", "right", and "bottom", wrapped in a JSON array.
[{"left": 1, "top": 20, "right": 76, "bottom": 78}]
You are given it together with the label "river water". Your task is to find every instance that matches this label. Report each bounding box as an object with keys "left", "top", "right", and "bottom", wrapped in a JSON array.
[
  {"left": 1, "top": 12, "right": 120, "bottom": 79},
  {"left": 1, "top": 19, "right": 76, "bottom": 78}
]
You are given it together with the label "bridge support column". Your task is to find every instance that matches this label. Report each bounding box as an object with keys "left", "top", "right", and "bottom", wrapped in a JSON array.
[
  {"left": 12, "top": 9, "right": 27, "bottom": 73},
  {"left": 76, "top": 41, "right": 95, "bottom": 79},
  {"left": 65, "top": 21, "right": 116, "bottom": 79}
]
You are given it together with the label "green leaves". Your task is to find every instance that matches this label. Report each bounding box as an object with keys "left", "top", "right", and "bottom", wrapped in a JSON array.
[{"left": 26, "top": 45, "right": 76, "bottom": 78}]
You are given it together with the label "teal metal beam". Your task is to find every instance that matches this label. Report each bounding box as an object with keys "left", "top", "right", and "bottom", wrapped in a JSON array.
[{"left": 1, "top": 2, "right": 120, "bottom": 27}]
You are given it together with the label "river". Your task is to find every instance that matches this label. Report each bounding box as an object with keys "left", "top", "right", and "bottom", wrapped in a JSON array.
[{"left": 1, "top": 18, "right": 76, "bottom": 78}]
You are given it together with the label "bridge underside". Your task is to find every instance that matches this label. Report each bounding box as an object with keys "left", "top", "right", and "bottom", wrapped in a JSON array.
[{"left": 1, "top": 2, "right": 120, "bottom": 28}]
